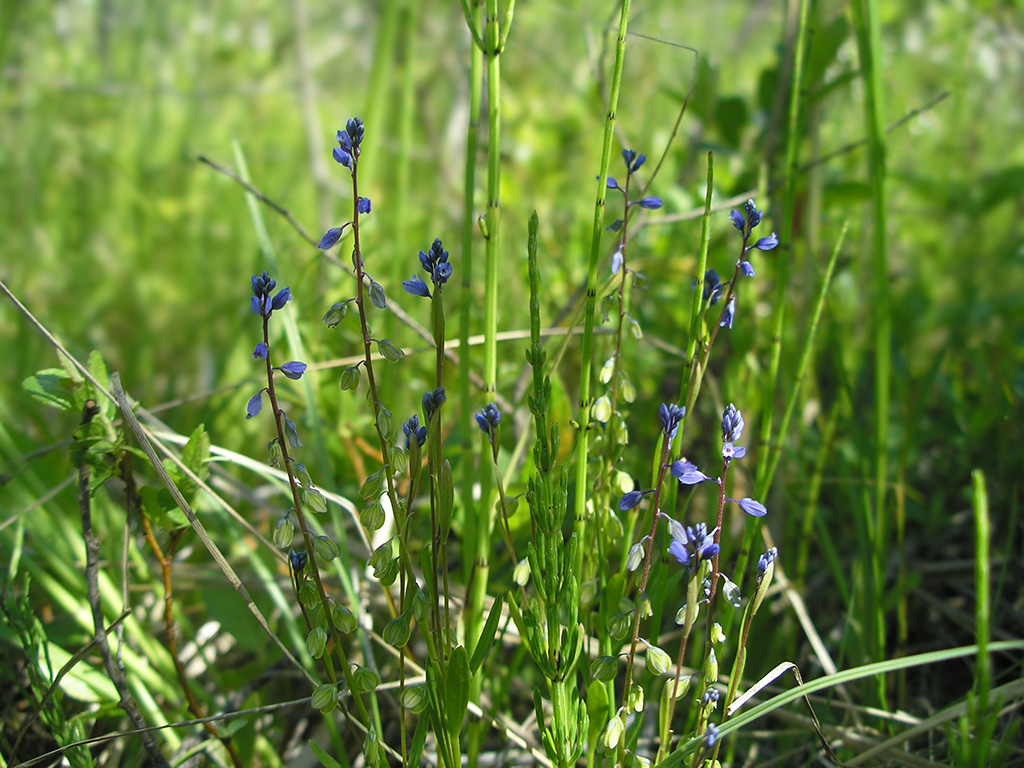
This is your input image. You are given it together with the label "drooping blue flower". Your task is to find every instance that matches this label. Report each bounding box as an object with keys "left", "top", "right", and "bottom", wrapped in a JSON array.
[
  {"left": 671, "top": 460, "right": 714, "bottom": 485},
  {"left": 278, "top": 361, "right": 307, "bottom": 380},
  {"left": 619, "top": 489, "right": 651, "bottom": 511},
  {"left": 475, "top": 402, "right": 501, "bottom": 438},
  {"left": 402, "top": 275, "right": 432, "bottom": 299},
  {"left": 246, "top": 390, "right": 265, "bottom": 420},
  {"left": 283, "top": 412, "right": 301, "bottom": 448},
  {"left": 720, "top": 295, "right": 736, "bottom": 329},
  {"left": 635, "top": 196, "right": 662, "bottom": 210},
  {"left": 318, "top": 227, "right": 344, "bottom": 250},
  {"left": 253, "top": 341, "right": 268, "bottom": 360},
  {"left": 740, "top": 260, "right": 755, "bottom": 277},
  {"left": 611, "top": 246, "right": 624, "bottom": 275},
  {"left": 356, "top": 197, "right": 371, "bottom": 214},
  {"left": 659, "top": 403, "right": 686, "bottom": 440},
  {"left": 729, "top": 497, "right": 767, "bottom": 517},
  {"left": 403, "top": 414, "right": 427, "bottom": 449}
]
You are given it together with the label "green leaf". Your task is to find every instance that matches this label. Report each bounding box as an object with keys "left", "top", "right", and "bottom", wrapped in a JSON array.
[
  {"left": 445, "top": 644, "right": 470, "bottom": 737},
  {"left": 470, "top": 594, "right": 504, "bottom": 673},
  {"left": 310, "top": 740, "right": 343, "bottom": 768},
  {"left": 22, "top": 369, "right": 76, "bottom": 411},
  {"left": 178, "top": 423, "right": 210, "bottom": 500}
]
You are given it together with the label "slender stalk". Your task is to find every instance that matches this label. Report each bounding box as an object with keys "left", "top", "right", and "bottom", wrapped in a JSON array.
[
  {"left": 572, "top": 0, "right": 632, "bottom": 583},
  {"left": 851, "top": 0, "right": 891, "bottom": 683}
]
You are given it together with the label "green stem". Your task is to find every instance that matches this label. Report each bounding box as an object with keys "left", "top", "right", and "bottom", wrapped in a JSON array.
[{"left": 572, "top": 0, "right": 632, "bottom": 586}]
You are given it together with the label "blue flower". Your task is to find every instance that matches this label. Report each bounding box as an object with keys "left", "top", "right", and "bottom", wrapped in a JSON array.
[
  {"left": 419, "top": 239, "right": 451, "bottom": 287},
  {"left": 253, "top": 341, "right": 268, "bottom": 360},
  {"left": 703, "top": 723, "right": 719, "bottom": 749},
  {"left": 698, "top": 269, "right": 727, "bottom": 306},
  {"left": 403, "top": 414, "right": 427, "bottom": 449},
  {"left": 422, "top": 387, "right": 446, "bottom": 422},
  {"left": 728, "top": 497, "right": 767, "bottom": 517},
  {"left": 619, "top": 489, "right": 650, "bottom": 511},
  {"left": 475, "top": 402, "right": 501, "bottom": 438},
  {"left": 606, "top": 176, "right": 620, "bottom": 190},
  {"left": 278, "top": 361, "right": 307, "bottom": 380},
  {"left": 749, "top": 232, "right": 778, "bottom": 251},
  {"left": 605, "top": 219, "right": 624, "bottom": 232},
  {"left": 250, "top": 271, "right": 292, "bottom": 318},
  {"left": 744, "top": 199, "right": 762, "bottom": 229},
  {"left": 318, "top": 226, "right": 344, "bottom": 250},
  {"left": 357, "top": 197, "right": 371, "bottom": 214},
  {"left": 729, "top": 209, "right": 745, "bottom": 232},
  {"left": 740, "top": 260, "right": 755, "bottom": 277},
  {"left": 671, "top": 460, "right": 714, "bottom": 485},
  {"left": 721, "top": 404, "right": 744, "bottom": 443},
  {"left": 659, "top": 403, "right": 686, "bottom": 440},
  {"left": 402, "top": 275, "right": 432, "bottom": 298},
  {"left": 246, "top": 390, "right": 265, "bottom": 420},
  {"left": 622, "top": 149, "right": 645, "bottom": 174},
  {"left": 634, "top": 196, "right": 662, "bottom": 210},
  {"left": 667, "top": 521, "right": 719, "bottom": 570},
  {"left": 333, "top": 117, "right": 364, "bottom": 170},
  {"left": 719, "top": 295, "right": 736, "bottom": 329},
  {"left": 289, "top": 549, "right": 308, "bottom": 574},
  {"left": 757, "top": 546, "right": 778, "bottom": 576}
]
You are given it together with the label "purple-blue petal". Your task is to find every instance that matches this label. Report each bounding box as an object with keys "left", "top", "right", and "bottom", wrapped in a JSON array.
[
  {"left": 668, "top": 539, "right": 691, "bottom": 567},
  {"left": 671, "top": 460, "right": 712, "bottom": 485},
  {"left": 637, "top": 196, "right": 662, "bottom": 210},
  {"left": 250, "top": 295, "right": 263, "bottom": 316},
  {"left": 729, "top": 209, "right": 745, "bottom": 232},
  {"left": 332, "top": 147, "right": 352, "bottom": 168},
  {"left": 619, "top": 491, "right": 644, "bottom": 511},
  {"left": 271, "top": 287, "right": 292, "bottom": 310},
  {"left": 753, "top": 232, "right": 778, "bottom": 251},
  {"left": 246, "top": 391, "right": 264, "bottom": 420},
  {"left": 357, "top": 197, "right": 371, "bottom": 214},
  {"left": 732, "top": 497, "right": 767, "bottom": 517},
  {"left": 279, "top": 361, "right": 307, "bottom": 380},
  {"left": 606, "top": 176, "right": 619, "bottom": 190},
  {"left": 402, "top": 275, "right": 432, "bottom": 298},
  {"left": 720, "top": 296, "right": 735, "bottom": 329},
  {"left": 740, "top": 260, "right": 755, "bottom": 277},
  {"left": 319, "top": 227, "right": 343, "bottom": 250},
  {"left": 253, "top": 341, "right": 268, "bottom": 360}
]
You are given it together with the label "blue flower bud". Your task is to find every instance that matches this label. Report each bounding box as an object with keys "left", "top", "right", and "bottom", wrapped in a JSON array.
[
  {"left": 357, "top": 197, "right": 371, "bottom": 214},
  {"left": 318, "top": 227, "right": 344, "bottom": 250},
  {"left": 729, "top": 497, "right": 767, "bottom": 517},
  {"left": 279, "top": 361, "right": 307, "bottom": 380},
  {"left": 253, "top": 341, "right": 268, "bottom": 360}
]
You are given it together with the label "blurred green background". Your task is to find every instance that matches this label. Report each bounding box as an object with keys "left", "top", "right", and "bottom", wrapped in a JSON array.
[{"left": 2, "top": 0, "right": 1022, "bottom": 763}]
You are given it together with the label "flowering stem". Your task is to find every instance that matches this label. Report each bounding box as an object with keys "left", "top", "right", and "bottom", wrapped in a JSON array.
[
  {"left": 618, "top": 430, "right": 672, "bottom": 759},
  {"left": 260, "top": 316, "right": 370, "bottom": 731}
]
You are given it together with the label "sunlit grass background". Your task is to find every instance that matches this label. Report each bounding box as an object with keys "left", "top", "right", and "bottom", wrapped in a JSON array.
[{"left": 2, "top": 0, "right": 1022, "bottom": 765}]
